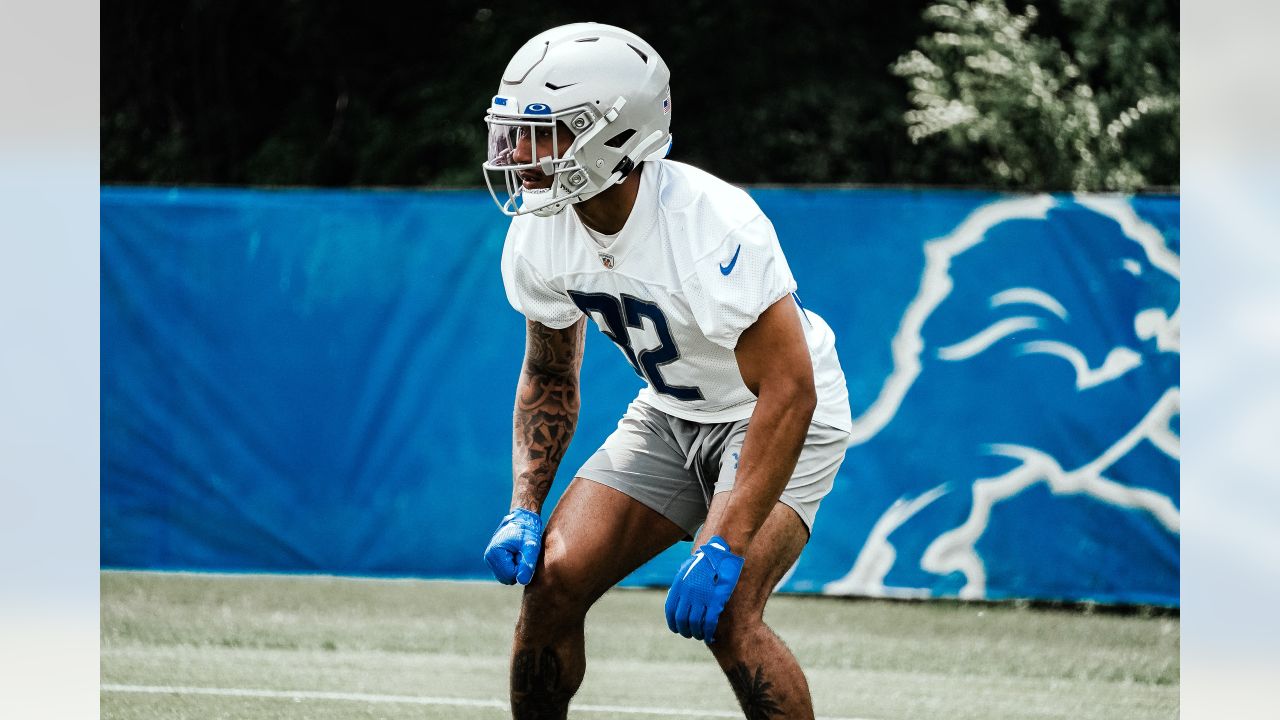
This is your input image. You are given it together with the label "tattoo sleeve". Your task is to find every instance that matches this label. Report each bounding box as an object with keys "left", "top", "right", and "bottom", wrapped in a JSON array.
[{"left": 511, "top": 318, "right": 585, "bottom": 512}]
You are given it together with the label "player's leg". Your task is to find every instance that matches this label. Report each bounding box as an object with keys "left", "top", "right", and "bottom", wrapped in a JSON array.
[
  {"left": 511, "top": 477, "right": 687, "bottom": 719},
  {"left": 696, "top": 497, "right": 815, "bottom": 719},
  {"left": 692, "top": 419, "right": 848, "bottom": 719}
]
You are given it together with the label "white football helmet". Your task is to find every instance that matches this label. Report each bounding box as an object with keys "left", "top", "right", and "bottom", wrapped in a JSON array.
[{"left": 482, "top": 23, "right": 673, "bottom": 217}]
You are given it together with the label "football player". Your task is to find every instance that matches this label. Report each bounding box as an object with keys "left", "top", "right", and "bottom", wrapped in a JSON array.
[{"left": 481, "top": 22, "right": 852, "bottom": 720}]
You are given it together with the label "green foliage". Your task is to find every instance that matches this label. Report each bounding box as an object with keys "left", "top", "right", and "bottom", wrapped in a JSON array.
[
  {"left": 893, "top": 0, "right": 1178, "bottom": 190},
  {"left": 101, "top": 0, "right": 1176, "bottom": 189}
]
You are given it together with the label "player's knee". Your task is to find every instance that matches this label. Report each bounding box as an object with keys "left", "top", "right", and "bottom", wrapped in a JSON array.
[
  {"left": 520, "top": 553, "right": 593, "bottom": 625},
  {"left": 706, "top": 608, "right": 767, "bottom": 656}
]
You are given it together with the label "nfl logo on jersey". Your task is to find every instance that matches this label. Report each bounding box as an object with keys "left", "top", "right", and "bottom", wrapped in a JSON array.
[{"left": 599, "top": 253, "right": 615, "bottom": 269}]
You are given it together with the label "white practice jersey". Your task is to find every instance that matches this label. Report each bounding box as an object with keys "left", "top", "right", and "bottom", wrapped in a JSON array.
[{"left": 501, "top": 160, "right": 852, "bottom": 432}]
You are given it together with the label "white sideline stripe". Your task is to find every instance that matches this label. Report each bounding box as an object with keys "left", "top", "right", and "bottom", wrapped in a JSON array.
[{"left": 101, "top": 683, "right": 877, "bottom": 720}]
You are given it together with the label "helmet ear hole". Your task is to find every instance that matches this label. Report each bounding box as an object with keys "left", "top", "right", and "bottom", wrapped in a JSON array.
[{"left": 604, "top": 128, "right": 637, "bottom": 148}]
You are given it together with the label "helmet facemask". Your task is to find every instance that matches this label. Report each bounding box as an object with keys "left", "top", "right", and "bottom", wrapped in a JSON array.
[{"left": 483, "top": 105, "right": 605, "bottom": 217}]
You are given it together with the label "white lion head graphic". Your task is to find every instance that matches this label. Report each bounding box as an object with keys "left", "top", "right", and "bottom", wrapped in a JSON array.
[{"left": 825, "top": 195, "right": 1180, "bottom": 602}]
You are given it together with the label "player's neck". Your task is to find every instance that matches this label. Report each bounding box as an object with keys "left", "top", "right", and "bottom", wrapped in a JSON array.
[{"left": 572, "top": 164, "right": 644, "bottom": 236}]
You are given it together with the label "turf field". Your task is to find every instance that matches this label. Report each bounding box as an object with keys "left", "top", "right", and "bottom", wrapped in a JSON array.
[{"left": 101, "top": 571, "right": 1178, "bottom": 720}]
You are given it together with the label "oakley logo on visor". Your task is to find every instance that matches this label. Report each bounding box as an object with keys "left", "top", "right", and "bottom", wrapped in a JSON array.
[{"left": 524, "top": 103, "right": 552, "bottom": 115}]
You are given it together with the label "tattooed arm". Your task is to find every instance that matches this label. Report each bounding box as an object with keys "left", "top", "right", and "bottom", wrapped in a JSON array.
[{"left": 510, "top": 317, "right": 587, "bottom": 512}]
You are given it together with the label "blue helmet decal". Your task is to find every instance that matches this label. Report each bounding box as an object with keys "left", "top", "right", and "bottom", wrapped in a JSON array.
[
  {"left": 524, "top": 103, "right": 552, "bottom": 115},
  {"left": 493, "top": 96, "right": 509, "bottom": 106}
]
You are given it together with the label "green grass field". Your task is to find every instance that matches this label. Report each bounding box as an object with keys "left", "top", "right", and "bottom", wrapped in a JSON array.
[{"left": 101, "top": 571, "right": 1178, "bottom": 720}]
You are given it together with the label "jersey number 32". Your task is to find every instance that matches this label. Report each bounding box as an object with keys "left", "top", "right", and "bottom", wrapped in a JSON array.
[{"left": 567, "top": 291, "right": 704, "bottom": 402}]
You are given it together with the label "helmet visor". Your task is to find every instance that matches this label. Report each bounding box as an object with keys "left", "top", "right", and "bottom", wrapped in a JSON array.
[{"left": 484, "top": 115, "right": 576, "bottom": 171}]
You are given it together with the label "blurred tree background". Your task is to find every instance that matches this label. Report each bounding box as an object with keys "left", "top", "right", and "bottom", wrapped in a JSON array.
[{"left": 101, "top": 0, "right": 1177, "bottom": 190}]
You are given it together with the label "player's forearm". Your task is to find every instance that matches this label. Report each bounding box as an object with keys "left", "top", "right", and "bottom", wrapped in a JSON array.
[
  {"left": 711, "top": 380, "right": 816, "bottom": 552},
  {"left": 510, "top": 318, "right": 585, "bottom": 513},
  {"left": 511, "top": 369, "right": 580, "bottom": 512}
]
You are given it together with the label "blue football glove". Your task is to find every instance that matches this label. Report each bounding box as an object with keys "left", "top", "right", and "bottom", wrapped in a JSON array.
[
  {"left": 483, "top": 508, "right": 543, "bottom": 585},
  {"left": 664, "top": 535, "right": 745, "bottom": 643}
]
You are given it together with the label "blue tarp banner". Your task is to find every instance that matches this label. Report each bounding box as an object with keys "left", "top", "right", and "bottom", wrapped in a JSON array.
[{"left": 102, "top": 186, "right": 1179, "bottom": 605}]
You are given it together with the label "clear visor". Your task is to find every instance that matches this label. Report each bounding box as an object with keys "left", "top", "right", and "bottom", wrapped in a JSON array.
[{"left": 485, "top": 115, "right": 576, "bottom": 171}]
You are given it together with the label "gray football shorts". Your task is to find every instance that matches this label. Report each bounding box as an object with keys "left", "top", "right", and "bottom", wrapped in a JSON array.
[{"left": 575, "top": 398, "right": 850, "bottom": 540}]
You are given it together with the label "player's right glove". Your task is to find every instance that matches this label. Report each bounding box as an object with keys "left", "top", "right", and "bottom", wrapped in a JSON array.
[
  {"left": 664, "top": 535, "right": 745, "bottom": 643},
  {"left": 483, "top": 508, "right": 543, "bottom": 585}
]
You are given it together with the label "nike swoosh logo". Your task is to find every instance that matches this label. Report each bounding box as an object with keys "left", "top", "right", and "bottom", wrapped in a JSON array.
[
  {"left": 682, "top": 552, "right": 705, "bottom": 580},
  {"left": 719, "top": 245, "right": 742, "bottom": 275}
]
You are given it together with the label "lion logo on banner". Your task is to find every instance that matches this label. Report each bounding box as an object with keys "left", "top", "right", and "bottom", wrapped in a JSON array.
[{"left": 825, "top": 196, "right": 1180, "bottom": 601}]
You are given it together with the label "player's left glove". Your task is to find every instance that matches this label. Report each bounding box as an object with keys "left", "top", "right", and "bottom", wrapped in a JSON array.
[{"left": 664, "top": 535, "right": 744, "bottom": 643}]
